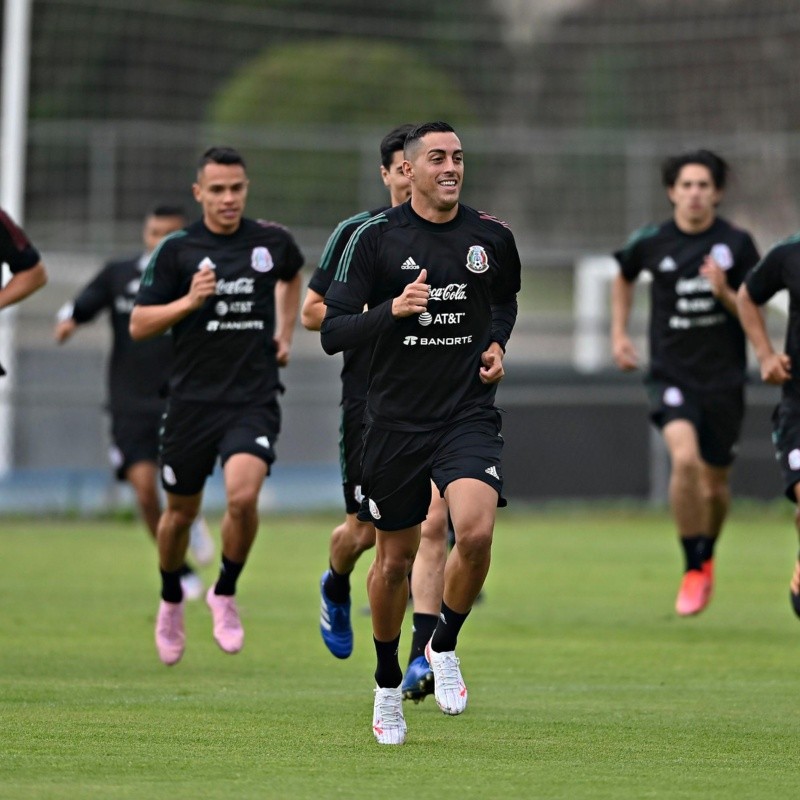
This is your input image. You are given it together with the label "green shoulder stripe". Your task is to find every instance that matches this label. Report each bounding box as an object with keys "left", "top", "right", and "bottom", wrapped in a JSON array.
[
  {"left": 319, "top": 211, "right": 372, "bottom": 273},
  {"left": 773, "top": 230, "right": 800, "bottom": 250},
  {"left": 334, "top": 213, "right": 387, "bottom": 283},
  {"left": 620, "top": 223, "right": 659, "bottom": 256},
  {"left": 140, "top": 229, "right": 188, "bottom": 287}
]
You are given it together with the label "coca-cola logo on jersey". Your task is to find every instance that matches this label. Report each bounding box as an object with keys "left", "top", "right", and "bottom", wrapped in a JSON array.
[
  {"left": 216, "top": 277, "right": 255, "bottom": 295},
  {"left": 429, "top": 283, "right": 467, "bottom": 302}
]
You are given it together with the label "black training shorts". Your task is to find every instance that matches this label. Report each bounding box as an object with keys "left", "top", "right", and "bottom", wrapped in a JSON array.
[
  {"left": 159, "top": 396, "right": 280, "bottom": 495},
  {"left": 339, "top": 398, "right": 366, "bottom": 514},
  {"left": 109, "top": 409, "right": 162, "bottom": 481},
  {"left": 646, "top": 379, "right": 744, "bottom": 468},
  {"left": 357, "top": 408, "right": 506, "bottom": 531},
  {"left": 771, "top": 399, "right": 800, "bottom": 502}
]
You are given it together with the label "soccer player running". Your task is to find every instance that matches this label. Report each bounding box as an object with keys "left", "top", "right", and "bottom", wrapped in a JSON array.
[
  {"left": 611, "top": 150, "right": 760, "bottom": 616},
  {"left": 54, "top": 205, "right": 214, "bottom": 599},
  {"left": 321, "top": 122, "right": 520, "bottom": 745},
  {"left": 0, "top": 208, "right": 48, "bottom": 352},
  {"left": 737, "top": 237, "right": 800, "bottom": 618},
  {"left": 130, "top": 147, "right": 304, "bottom": 666},
  {"left": 302, "top": 124, "right": 449, "bottom": 702}
]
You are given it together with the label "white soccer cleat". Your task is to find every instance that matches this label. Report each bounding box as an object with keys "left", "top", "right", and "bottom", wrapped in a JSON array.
[
  {"left": 189, "top": 516, "right": 215, "bottom": 567},
  {"left": 425, "top": 640, "right": 468, "bottom": 715},
  {"left": 372, "top": 686, "right": 407, "bottom": 745},
  {"left": 180, "top": 571, "right": 204, "bottom": 602}
]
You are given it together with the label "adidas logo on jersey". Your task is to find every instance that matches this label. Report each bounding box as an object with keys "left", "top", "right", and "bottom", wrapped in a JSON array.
[
  {"left": 401, "top": 257, "right": 420, "bottom": 270},
  {"left": 658, "top": 256, "right": 677, "bottom": 272},
  {"left": 485, "top": 466, "right": 500, "bottom": 480}
]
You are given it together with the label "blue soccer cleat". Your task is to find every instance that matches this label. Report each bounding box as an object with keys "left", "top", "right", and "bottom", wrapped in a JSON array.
[
  {"left": 319, "top": 571, "right": 353, "bottom": 659},
  {"left": 401, "top": 655, "right": 434, "bottom": 703}
]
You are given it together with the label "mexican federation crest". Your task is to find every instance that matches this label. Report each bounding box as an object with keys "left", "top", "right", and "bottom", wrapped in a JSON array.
[
  {"left": 465, "top": 244, "right": 489, "bottom": 274},
  {"left": 251, "top": 246, "right": 274, "bottom": 273}
]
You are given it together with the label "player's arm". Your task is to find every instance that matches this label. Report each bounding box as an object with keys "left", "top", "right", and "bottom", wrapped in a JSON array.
[
  {"left": 0, "top": 261, "right": 47, "bottom": 310},
  {"left": 130, "top": 265, "right": 215, "bottom": 340},
  {"left": 274, "top": 272, "right": 302, "bottom": 366},
  {"left": 54, "top": 265, "right": 112, "bottom": 343},
  {"left": 321, "top": 269, "right": 429, "bottom": 355},
  {"left": 53, "top": 306, "right": 77, "bottom": 343},
  {"left": 480, "top": 297, "right": 518, "bottom": 385},
  {"left": 301, "top": 287, "right": 325, "bottom": 331},
  {"left": 303, "top": 217, "right": 363, "bottom": 332},
  {"left": 610, "top": 273, "right": 639, "bottom": 371},
  {"left": 736, "top": 283, "right": 790, "bottom": 384}
]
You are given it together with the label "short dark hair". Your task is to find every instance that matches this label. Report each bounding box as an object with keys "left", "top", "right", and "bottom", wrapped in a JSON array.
[
  {"left": 661, "top": 149, "right": 728, "bottom": 190},
  {"left": 197, "top": 146, "right": 246, "bottom": 172},
  {"left": 149, "top": 204, "right": 185, "bottom": 219},
  {"left": 380, "top": 124, "right": 415, "bottom": 169},
  {"left": 404, "top": 121, "right": 457, "bottom": 158}
]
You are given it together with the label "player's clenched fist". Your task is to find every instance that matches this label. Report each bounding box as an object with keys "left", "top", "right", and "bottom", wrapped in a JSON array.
[
  {"left": 391, "top": 268, "right": 429, "bottom": 318},
  {"left": 188, "top": 265, "right": 217, "bottom": 308}
]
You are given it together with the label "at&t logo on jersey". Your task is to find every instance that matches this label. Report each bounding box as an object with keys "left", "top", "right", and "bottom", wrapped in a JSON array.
[
  {"left": 465, "top": 245, "right": 489, "bottom": 274},
  {"left": 418, "top": 312, "right": 465, "bottom": 327},
  {"left": 251, "top": 246, "right": 274, "bottom": 273}
]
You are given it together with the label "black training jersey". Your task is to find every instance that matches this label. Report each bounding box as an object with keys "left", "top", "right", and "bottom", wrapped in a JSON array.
[
  {"left": 309, "top": 208, "right": 387, "bottom": 403},
  {"left": 323, "top": 201, "right": 521, "bottom": 431},
  {"left": 0, "top": 208, "right": 40, "bottom": 273},
  {"left": 614, "top": 216, "right": 759, "bottom": 392},
  {"left": 70, "top": 255, "right": 171, "bottom": 415},
  {"left": 744, "top": 233, "right": 800, "bottom": 401},
  {"left": 136, "top": 217, "right": 304, "bottom": 404}
]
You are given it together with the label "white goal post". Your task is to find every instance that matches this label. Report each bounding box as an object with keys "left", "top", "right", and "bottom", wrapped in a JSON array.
[{"left": 0, "top": 0, "right": 33, "bottom": 477}]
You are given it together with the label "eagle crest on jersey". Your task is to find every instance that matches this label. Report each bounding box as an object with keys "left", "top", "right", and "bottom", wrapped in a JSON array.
[{"left": 465, "top": 245, "right": 489, "bottom": 274}]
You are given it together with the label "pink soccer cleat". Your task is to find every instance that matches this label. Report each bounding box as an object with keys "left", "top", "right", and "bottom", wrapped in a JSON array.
[
  {"left": 205, "top": 586, "right": 244, "bottom": 653},
  {"left": 155, "top": 600, "right": 185, "bottom": 666},
  {"left": 675, "top": 568, "right": 712, "bottom": 616}
]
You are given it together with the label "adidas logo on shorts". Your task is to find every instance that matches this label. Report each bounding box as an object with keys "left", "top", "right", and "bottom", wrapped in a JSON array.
[{"left": 485, "top": 466, "right": 500, "bottom": 480}]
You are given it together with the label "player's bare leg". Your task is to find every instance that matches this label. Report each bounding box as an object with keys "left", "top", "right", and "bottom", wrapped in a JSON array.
[
  {"left": 663, "top": 420, "right": 715, "bottom": 615},
  {"left": 700, "top": 463, "right": 731, "bottom": 539},
  {"left": 320, "top": 514, "right": 375, "bottom": 658},
  {"left": 154, "top": 490, "right": 202, "bottom": 665},
  {"left": 368, "top": 524, "right": 419, "bottom": 742},
  {"left": 402, "top": 490, "right": 447, "bottom": 701},
  {"left": 126, "top": 460, "right": 162, "bottom": 538},
  {"left": 331, "top": 515, "right": 376, "bottom": 575},
  {"left": 790, "top": 486, "right": 800, "bottom": 618},
  {"left": 205, "top": 453, "right": 267, "bottom": 654},
  {"left": 423, "top": 478, "right": 496, "bottom": 716}
]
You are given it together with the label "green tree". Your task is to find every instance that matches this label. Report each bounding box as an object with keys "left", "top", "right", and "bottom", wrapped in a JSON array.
[{"left": 206, "top": 38, "right": 474, "bottom": 225}]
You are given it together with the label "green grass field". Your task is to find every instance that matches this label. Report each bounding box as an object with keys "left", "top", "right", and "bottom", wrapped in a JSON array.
[{"left": 2, "top": 505, "right": 800, "bottom": 799}]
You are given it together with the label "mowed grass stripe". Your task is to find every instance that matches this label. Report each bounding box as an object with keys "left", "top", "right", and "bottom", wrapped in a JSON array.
[{"left": 0, "top": 506, "right": 798, "bottom": 799}]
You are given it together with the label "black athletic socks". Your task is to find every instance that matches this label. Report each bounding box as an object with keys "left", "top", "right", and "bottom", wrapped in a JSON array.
[
  {"left": 430, "top": 602, "right": 470, "bottom": 653},
  {"left": 214, "top": 555, "right": 244, "bottom": 596},
  {"left": 374, "top": 635, "right": 403, "bottom": 688},
  {"left": 160, "top": 568, "right": 183, "bottom": 603},
  {"left": 409, "top": 613, "right": 438, "bottom": 663},
  {"left": 681, "top": 534, "right": 712, "bottom": 572},
  {"left": 324, "top": 564, "right": 351, "bottom": 604}
]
